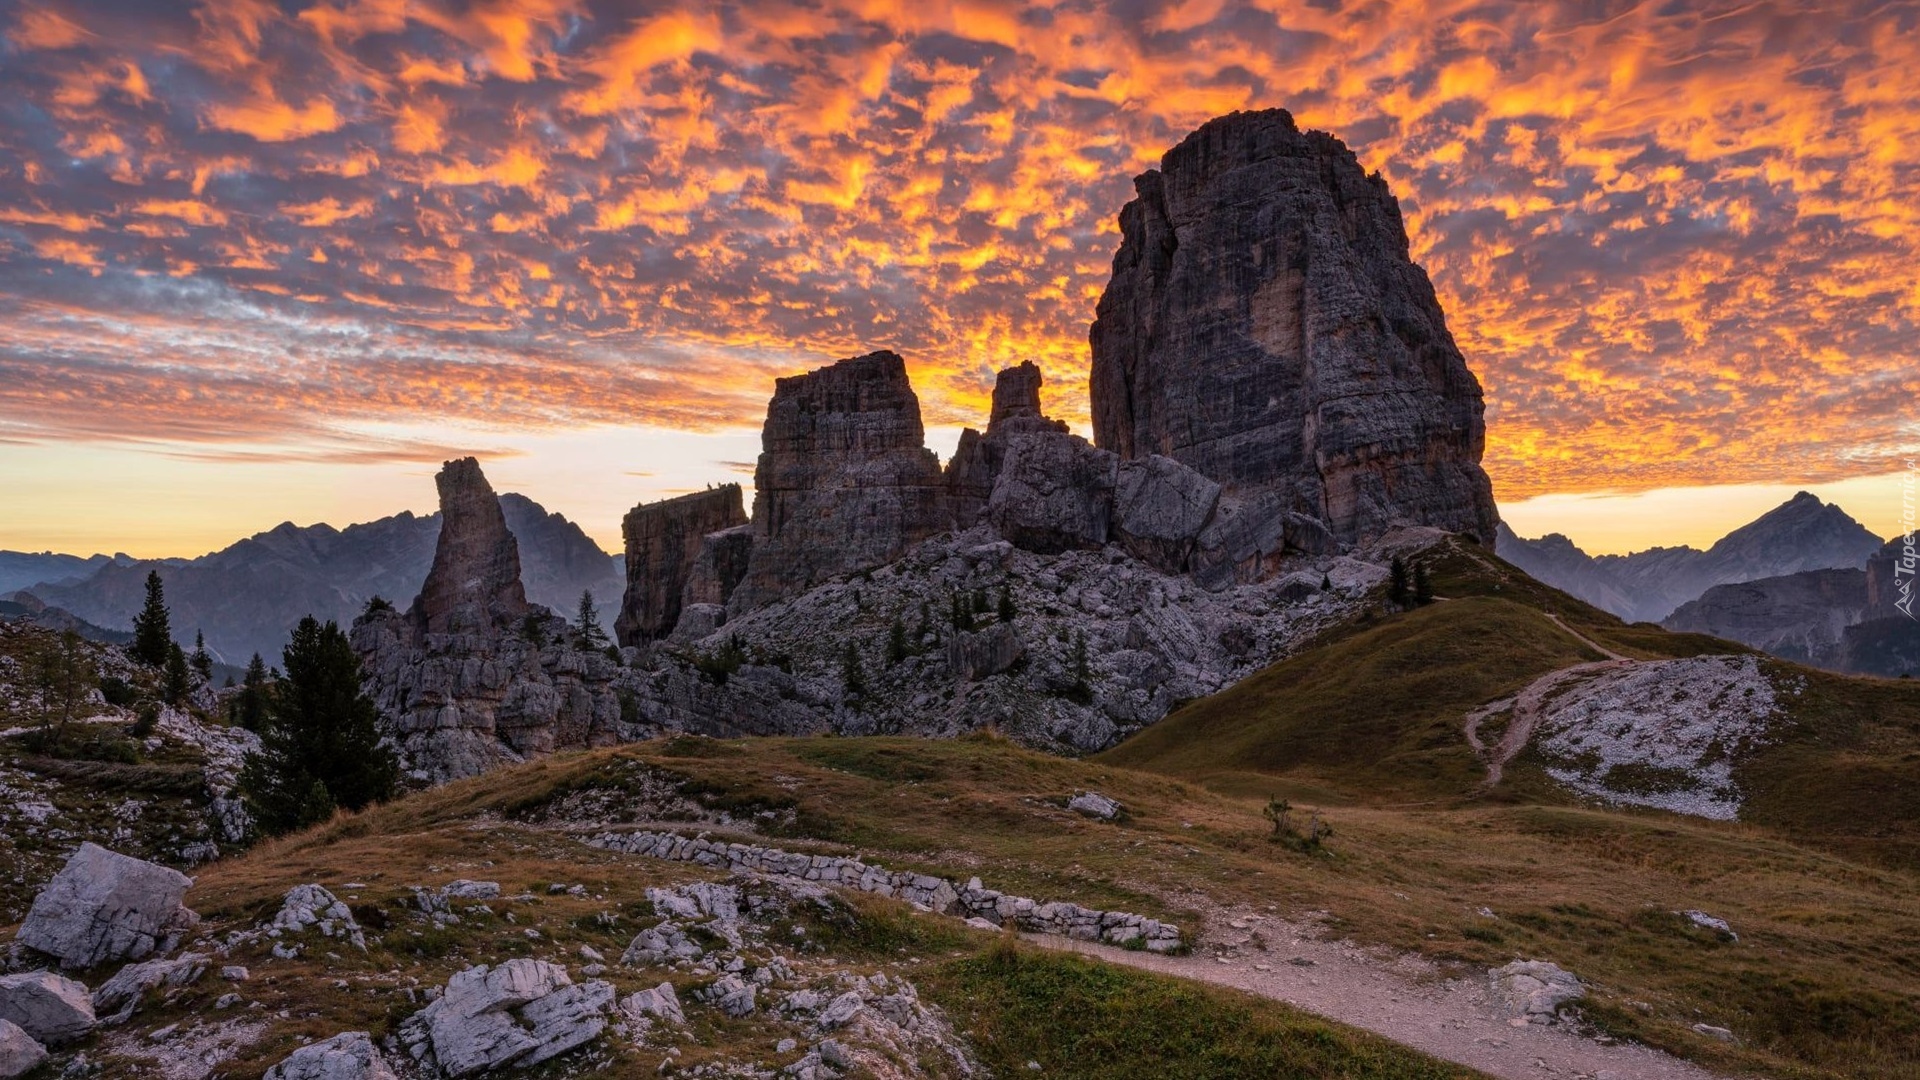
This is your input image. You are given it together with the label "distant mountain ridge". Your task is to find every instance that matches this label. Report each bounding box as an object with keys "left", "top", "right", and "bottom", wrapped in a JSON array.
[
  {"left": 18, "top": 493, "right": 620, "bottom": 664},
  {"left": 0, "top": 551, "right": 142, "bottom": 594},
  {"left": 1497, "top": 492, "right": 1885, "bottom": 624}
]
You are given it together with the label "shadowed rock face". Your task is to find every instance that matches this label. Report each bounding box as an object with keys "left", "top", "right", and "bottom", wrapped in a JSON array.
[
  {"left": 729, "top": 352, "right": 947, "bottom": 614},
  {"left": 1089, "top": 108, "right": 1497, "bottom": 547},
  {"left": 616, "top": 486, "right": 748, "bottom": 647},
  {"left": 1865, "top": 535, "right": 1917, "bottom": 622},
  {"left": 945, "top": 362, "right": 1071, "bottom": 530},
  {"left": 410, "top": 458, "right": 529, "bottom": 639}
]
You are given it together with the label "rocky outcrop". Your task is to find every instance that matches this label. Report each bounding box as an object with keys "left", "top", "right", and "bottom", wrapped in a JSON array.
[
  {"left": 399, "top": 959, "right": 613, "bottom": 1077},
  {"left": 1111, "top": 456, "right": 1221, "bottom": 573},
  {"left": 16, "top": 843, "right": 195, "bottom": 969},
  {"left": 945, "top": 362, "right": 1071, "bottom": 529},
  {"left": 264, "top": 1032, "right": 396, "bottom": 1080},
  {"left": 616, "top": 486, "right": 748, "bottom": 646},
  {"left": 1663, "top": 568, "right": 1867, "bottom": 665},
  {"left": 1089, "top": 108, "right": 1498, "bottom": 550},
  {"left": 590, "top": 830, "right": 1184, "bottom": 952},
  {"left": 354, "top": 459, "right": 646, "bottom": 783},
  {"left": 20, "top": 494, "right": 617, "bottom": 666},
  {"left": 410, "top": 458, "right": 529, "bottom": 639},
  {"left": 986, "top": 433, "right": 1119, "bottom": 554},
  {"left": 730, "top": 352, "right": 948, "bottom": 613}
]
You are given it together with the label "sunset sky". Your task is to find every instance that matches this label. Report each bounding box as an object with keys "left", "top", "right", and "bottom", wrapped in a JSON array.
[{"left": 0, "top": 0, "right": 1915, "bottom": 559}]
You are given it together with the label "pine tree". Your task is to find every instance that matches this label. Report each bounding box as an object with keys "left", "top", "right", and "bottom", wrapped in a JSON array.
[
  {"left": 840, "top": 640, "right": 866, "bottom": 698},
  {"left": 1388, "top": 557, "right": 1412, "bottom": 609},
  {"left": 130, "top": 570, "right": 172, "bottom": 667},
  {"left": 233, "top": 653, "right": 270, "bottom": 731},
  {"left": 163, "top": 642, "right": 192, "bottom": 706},
  {"left": 30, "top": 630, "right": 95, "bottom": 748},
  {"left": 950, "top": 591, "right": 974, "bottom": 633},
  {"left": 997, "top": 587, "right": 1016, "bottom": 623},
  {"left": 190, "top": 631, "right": 213, "bottom": 682},
  {"left": 971, "top": 587, "right": 989, "bottom": 616},
  {"left": 886, "top": 614, "right": 908, "bottom": 665},
  {"left": 1067, "top": 630, "right": 1092, "bottom": 704},
  {"left": 239, "top": 616, "right": 398, "bottom": 837},
  {"left": 575, "top": 590, "right": 609, "bottom": 650},
  {"left": 1413, "top": 562, "right": 1435, "bottom": 606}
]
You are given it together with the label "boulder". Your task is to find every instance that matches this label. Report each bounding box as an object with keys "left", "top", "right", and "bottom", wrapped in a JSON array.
[
  {"left": 271, "top": 885, "right": 366, "bottom": 951},
  {"left": 16, "top": 843, "right": 194, "bottom": 969},
  {"left": 1488, "top": 960, "right": 1584, "bottom": 1021},
  {"left": 1112, "top": 456, "right": 1220, "bottom": 572},
  {"left": 409, "top": 458, "right": 530, "bottom": 638},
  {"left": 1067, "top": 792, "right": 1121, "bottom": 820},
  {"left": 400, "top": 959, "right": 612, "bottom": 1077},
  {"left": 264, "top": 1031, "right": 397, "bottom": 1080},
  {"left": 618, "top": 982, "right": 685, "bottom": 1026},
  {"left": 986, "top": 432, "right": 1118, "bottom": 554},
  {"left": 945, "top": 623, "right": 1024, "bottom": 681},
  {"left": 0, "top": 971, "right": 94, "bottom": 1044},
  {"left": 0, "top": 1019, "right": 47, "bottom": 1080},
  {"left": 1089, "top": 108, "right": 1498, "bottom": 546},
  {"left": 616, "top": 486, "right": 748, "bottom": 646},
  {"left": 730, "top": 352, "right": 949, "bottom": 613},
  {"left": 91, "top": 953, "right": 208, "bottom": 1023},
  {"left": 1192, "top": 493, "right": 1335, "bottom": 588}
]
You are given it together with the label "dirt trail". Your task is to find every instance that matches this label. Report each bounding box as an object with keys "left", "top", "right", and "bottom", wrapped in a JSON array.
[
  {"left": 1463, "top": 617, "right": 1636, "bottom": 787},
  {"left": 1024, "top": 916, "right": 1742, "bottom": 1080}
]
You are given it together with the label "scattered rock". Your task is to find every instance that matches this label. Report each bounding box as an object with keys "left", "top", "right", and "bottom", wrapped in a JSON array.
[
  {"left": 0, "top": 1018, "right": 47, "bottom": 1079},
  {"left": 91, "top": 953, "right": 208, "bottom": 1024},
  {"left": 1692, "top": 1022, "right": 1736, "bottom": 1042},
  {"left": 271, "top": 885, "right": 367, "bottom": 951},
  {"left": 16, "top": 843, "right": 195, "bottom": 969},
  {"left": 264, "top": 1030, "right": 397, "bottom": 1080},
  {"left": 1066, "top": 792, "right": 1121, "bottom": 820},
  {"left": 1488, "top": 961, "right": 1584, "bottom": 1022},
  {"left": 1681, "top": 910, "right": 1737, "bottom": 941},
  {"left": 618, "top": 982, "right": 685, "bottom": 1026},
  {"left": 0, "top": 971, "right": 94, "bottom": 1044},
  {"left": 400, "top": 959, "right": 612, "bottom": 1077}
]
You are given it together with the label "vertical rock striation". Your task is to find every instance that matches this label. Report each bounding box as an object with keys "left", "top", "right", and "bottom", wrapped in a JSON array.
[
  {"left": 1089, "top": 108, "right": 1498, "bottom": 550},
  {"left": 945, "top": 361, "right": 1070, "bottom": 529},
  {"left": 729, "top": 352, "right": 947, "bottom": 613},
  {"left": 616, "top": 486, "right": 748, "bottom": 647},
  {"left": 410, "top": 458, "right": 529, "bottom": 639}
]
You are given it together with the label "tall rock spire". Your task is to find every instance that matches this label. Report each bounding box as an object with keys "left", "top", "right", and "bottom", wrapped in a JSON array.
[
  {"left": 1089, "top": 108, "right": 1498, "bottom": 546},
  {"left": 409, "top": 457, "right": 530, "bottom": 637}
]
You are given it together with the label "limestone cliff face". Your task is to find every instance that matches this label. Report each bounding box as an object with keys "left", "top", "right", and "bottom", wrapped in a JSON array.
[
  {"left": 1865, "top": 536, "right": 1916, "bottom": 621},
  {"left": 729, "top": 352, "right": 947, "bottom": 614},
  {"left": 410, "top": 458, "right": 529, "bottom": 639},
  {"left": 1089, "top": 108, "right": 1498, "bottom": 549},
  {"left": 1663, "top": 568, "right": 1867, "bottom": 665},
  {"left": 616, "top": 486, "right": 748, "bottom": 647}
]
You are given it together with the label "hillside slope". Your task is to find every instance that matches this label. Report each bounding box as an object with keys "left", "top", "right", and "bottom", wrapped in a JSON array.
[{"left": 1099, "top": 536, "right": 1920, "bottom": 860}]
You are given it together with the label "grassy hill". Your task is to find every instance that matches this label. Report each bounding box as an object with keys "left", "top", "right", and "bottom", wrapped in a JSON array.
[
  {"left": 158, "top": 735, "right": 1920, "bottom": 1080},
  {"left": 1098, "top": 536, "right": 1920, "bottom": 858}
]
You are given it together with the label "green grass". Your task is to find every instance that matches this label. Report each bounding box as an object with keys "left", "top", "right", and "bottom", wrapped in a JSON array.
[
  {"left": 1098, "top": 595, "right": 1595, "bottom": 799},
  {"left": 924, "top": 939, "right": 1482, "bottom": 1079}
]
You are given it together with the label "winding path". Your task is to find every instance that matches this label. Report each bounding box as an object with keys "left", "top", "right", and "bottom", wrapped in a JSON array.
[
  {"left": 1463, "top": 616, "right": 1635, "bottom": 788},
  {"left": 1024, "top": 919, "right": 1739, "bottom": 1080}
]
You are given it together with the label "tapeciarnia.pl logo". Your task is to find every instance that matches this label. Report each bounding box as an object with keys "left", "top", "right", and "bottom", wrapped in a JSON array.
[{"left": 1899, "top": 459, "right": 1917, "bottom": 620}]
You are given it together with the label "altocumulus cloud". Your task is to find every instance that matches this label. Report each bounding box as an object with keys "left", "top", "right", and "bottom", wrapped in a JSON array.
[{"left": 0, "top": 0, "right": 1915, "bottom": 490}]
